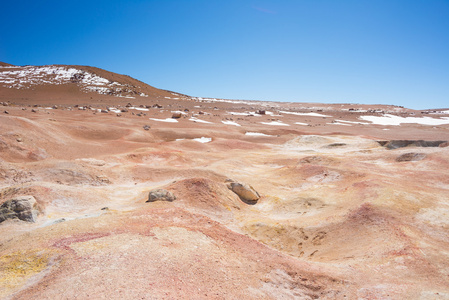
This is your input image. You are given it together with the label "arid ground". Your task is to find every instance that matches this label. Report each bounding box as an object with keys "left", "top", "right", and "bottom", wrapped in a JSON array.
[{"left": 1, "top": 63, "right": 449, "bottom": 299}]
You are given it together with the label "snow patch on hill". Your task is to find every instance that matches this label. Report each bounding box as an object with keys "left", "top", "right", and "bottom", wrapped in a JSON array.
[
  {"left": 0, "top": 65, "right": 148, "bottom": 97},
  {"left": 360, "top": 114, "right": 449, "bottom": 126}
]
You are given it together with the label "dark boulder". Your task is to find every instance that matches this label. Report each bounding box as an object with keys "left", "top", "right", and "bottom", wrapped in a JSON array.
[
  {"left": 379, "top": 140, "right": 447, "bottom": 149},
  {"left": 146, "top": 189, "right": 176, "bottom": 202},
  {"left": 0, "top": 196, "right": 39, "bottom": 223},
  {"left": 396, "top": 153, "right": 427, "bottom": 162}
]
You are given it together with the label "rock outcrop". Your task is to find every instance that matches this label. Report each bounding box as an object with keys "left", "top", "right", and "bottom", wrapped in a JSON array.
[
  {"left": 226, "top": 180, "right": 260, "bottom": 204},
  {"left": 0, "top": 195, "right": 39, "bottom": 223},
  {"left": 378, "top": 140, "right": 447, "bottom": 149},
  {"left": 146, "top": 189, "right": 176, "bottom": 202},
  {"left": 396, "top": 152, "right": 427, "bottom": 162}
]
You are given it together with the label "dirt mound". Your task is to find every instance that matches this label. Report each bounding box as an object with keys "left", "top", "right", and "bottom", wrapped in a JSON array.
[{"left": 168, "top": 178, "right": 243, "bottom": 220}]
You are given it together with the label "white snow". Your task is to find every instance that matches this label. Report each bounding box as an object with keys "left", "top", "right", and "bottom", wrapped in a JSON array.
[
  {"left": 129, "top": 107, "right": 150, "bottom": 111},
  {"left": 171, "top": 110, "right": 188, "bottom": 115},
  {"left": 193, "top": 137, "right": 212, "bottom": 143},
  {"left": 360, "top": 114, "right": 449, "bottom": 126},
  {"left": 280, "top": 111, "right": 331, "bottom": 117},
  {"left": 195, "top": 97, "right": 258, "bottom": 105},
  {"left": 228, "top": 112, "right": 252, "bottom": 116},
  {"left": 85, "top": 86, "right": 111, "bottom": 94},
  {"left": 222, "top": 120, "right": 241, "bottom": 126},
  {"left": 260, "top": 121, "right": 290, "bottom": 126},
  {"left": 329, "top": 122, "right": 352, "bottom": 126},
  {"left": 265, "top": 111, "right": 282, "bottom": 116},
  {"left": 108, "top": 108, "right": 122, "bottom": 114},
  {"left": 295, "top": 122, "right": 309, "bottom": 126},
  {"left": 245, "top": 132, "right": 273, "bottom": 136},
  {"left": 149, "top": 118, "right": 178, "bottom": 123},
  {"left": 189, "top": 117, "right": 213, "bottom": 124}
]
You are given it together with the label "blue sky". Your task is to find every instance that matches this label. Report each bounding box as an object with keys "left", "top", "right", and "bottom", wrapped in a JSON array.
[{"left": 1, "top": 0, "right": 448, "bottom": 109}]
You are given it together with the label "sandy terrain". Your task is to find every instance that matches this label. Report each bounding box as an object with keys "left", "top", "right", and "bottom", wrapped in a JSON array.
[{"left": 1, "top": 63, "right": 449, "bottom": 299}]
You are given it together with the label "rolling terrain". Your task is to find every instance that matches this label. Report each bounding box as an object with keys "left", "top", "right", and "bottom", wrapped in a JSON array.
[{"left": 1, "top": 62, "right": 449, "bottom": 299}]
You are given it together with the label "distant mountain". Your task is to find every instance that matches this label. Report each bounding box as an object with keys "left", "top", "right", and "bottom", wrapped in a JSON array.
[
  {"left": 0, "top": 61, "right": 15, "bottom": 67},
  {"left": 0, "top": 63, "right": 189, "bottom": 104}
]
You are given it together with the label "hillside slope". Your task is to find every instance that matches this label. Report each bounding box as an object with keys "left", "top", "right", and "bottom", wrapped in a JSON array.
[{"left": 0, "top": 63, "right": 188, "bottom": 105}]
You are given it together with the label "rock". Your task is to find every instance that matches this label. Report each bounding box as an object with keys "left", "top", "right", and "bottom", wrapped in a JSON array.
[
  {"left": 31, "top": 109, "right": 37, "bottom": 113},
  {"left": 0, "top": 196, "right": 39, "bottom": 223},
  {"left": 96, "top": 175, "right": 110, "bottom": 183},
  {"left": 172, "top": 112, "right": 182, "bottom": 119},
  {"left": 121, "top": 108, "right": 128, "bottom": 113},
  {"left": 4, "top": 110, "right": 9, "bottom": 114},
  {"left": 126, "top": 102, "right": 133, "bottom": 107},
  {"left": 396, "top": 153, "right": 427, "bottom": 162},
  {"left": 257, "top": 110, "right": 266, "bottom": 115},
  {"left": 326, "top": 143, "right": 347, "bottom": 148},
  {"left": 226, "top": 181, "right": 260, "bottom": 203},
  {"left": 153, "top": 104, "right": 162, "bottom": 108},
  {"left": 143, "top": 125, "right": 151, "bottom": 130},
  {"left": 380, "top": 140, "right": 447, "bottom": 149},
  {"left": 146, "top": 189, "right": 176, "bottom": 202}
]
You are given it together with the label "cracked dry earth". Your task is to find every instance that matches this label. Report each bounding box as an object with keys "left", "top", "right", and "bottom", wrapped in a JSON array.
[{"left": 1, "top": 99, "right": 449, "bottom": 299}]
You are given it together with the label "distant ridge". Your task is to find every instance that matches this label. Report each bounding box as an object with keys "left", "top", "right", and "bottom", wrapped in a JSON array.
[{"left": 0, "top": 61, "right": 15, "bottom": 67}]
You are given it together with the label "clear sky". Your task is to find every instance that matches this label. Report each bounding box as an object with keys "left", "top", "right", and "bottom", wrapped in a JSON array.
[{"left": 1, "top": 0, "right": 448, "bottom": 109}]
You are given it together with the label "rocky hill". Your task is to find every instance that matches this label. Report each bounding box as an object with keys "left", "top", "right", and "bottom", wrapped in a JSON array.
[{"left": 0, "top": 62, "right": 188, "bottom": 105}]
